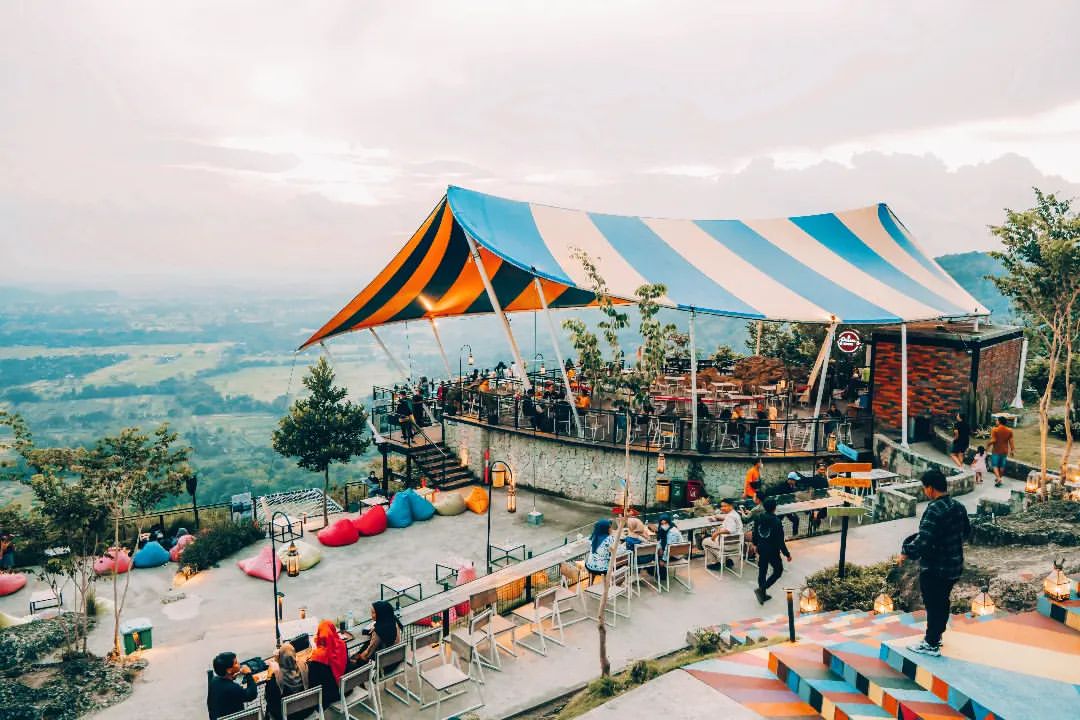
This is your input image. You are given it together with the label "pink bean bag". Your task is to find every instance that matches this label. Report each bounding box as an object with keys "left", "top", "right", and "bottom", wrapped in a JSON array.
[
  {"left": 170, "top": 534, "right": 196, "bottom": 562},
  {"left": 94, "top": 548, "right": 132, "bottom": 576},
  {"left": 352, "top": 505, "right": 388, "bottom": 537},
  {"left": 236, "top": 545, "right": 281, "bottom": 582},
  {"left": 317, "top": 517, "right": 360, "bottom": 547},
  {"left": 0, "top": 573, "right": 27, "bottom": 596}
]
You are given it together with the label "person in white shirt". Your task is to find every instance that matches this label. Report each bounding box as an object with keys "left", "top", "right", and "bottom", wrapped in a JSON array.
[{"left": 702, "top": 499, "right": 744, "bottom": 570}]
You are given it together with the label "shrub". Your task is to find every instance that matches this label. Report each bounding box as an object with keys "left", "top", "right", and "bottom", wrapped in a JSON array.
[
  {"left": 804, "top": 561, "right": 904, "bottom": 612},
  {"left": 179, "top": 521, "right": 265, "bottom": 572},
  {"left": 587, "top": 676, "right": 619, "bottom": 698},
  {"left": 627, "top": 660, "right": 657, "bottom": 685},
  {"left": 84, "top": 590, "right": 98, "bottom": 618},
  {"left": 692, "top": 629, "right": 724, "bottom": 654}
]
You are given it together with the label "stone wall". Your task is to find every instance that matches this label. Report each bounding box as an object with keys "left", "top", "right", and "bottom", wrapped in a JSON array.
[
  {"left": 443, "top": 419, "right": 814, "bottom": 505},
  {"left": 871, "top": 340, "right": 971, "bottom": 432},
  {"left": 872, "top": 434, "right": 974, "bottom": 520}
]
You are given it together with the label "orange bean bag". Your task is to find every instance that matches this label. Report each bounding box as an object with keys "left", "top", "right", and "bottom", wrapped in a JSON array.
[
  {"left": 464, "top": 486, "right": 489, "bottom": 514},
  {"left": 317, "top": 517, "right": 360, "bottom": 547},
  {"left": 94, "top": 548, "right": 132, "bottom": 576},
  {"left": 352, "top": 505, "right": 388, "bottom": 537},
  {"left": 170, "top": 534, "right": 196, "bottom": 562},
  {"left": 0, "top": 573, "right": 27, "bottom": 596},
  {"left": 237, "top": 544, "right": 281, "bottom": 582}
]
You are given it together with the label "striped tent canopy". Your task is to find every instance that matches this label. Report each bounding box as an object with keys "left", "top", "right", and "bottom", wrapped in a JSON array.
[{"left": 301, "top": 186, "right": 986, "bottom": 349}]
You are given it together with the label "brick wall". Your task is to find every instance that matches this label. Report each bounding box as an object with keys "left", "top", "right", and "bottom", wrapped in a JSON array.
[
  {"left": 872, "top": 340, "right": 971, "bottom": 431},
  {"left": 979, "top": 337, "right": 1022, "bottom": 409}
]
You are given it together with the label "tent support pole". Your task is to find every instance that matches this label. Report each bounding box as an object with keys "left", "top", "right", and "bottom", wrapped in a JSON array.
[
  {"left": 1012, "top": 337, "right": 1028, "bottom": 408},
  {"left": 755, "top": 320, "right": 763, "bottom": 356},
  {"left": 428, "top": 318, "right": 453, "bottom": 381},
  {"left": 901, "top": 323, "right": 909, "bottom": 448},
  {"left": 464, "top": 233, "right": 532, "bottom": 392},
  {"left": 807, "top": 322, "right": 838, "bottom": 451},
  {"left": 369, "top": 328, "right": 409, "bottom": 381},
  {"left": 690, "top": 309, "right": 699, "bottom": 450},
  {"left": 535, "top": 278, "right": 581, "bottom": 437}
]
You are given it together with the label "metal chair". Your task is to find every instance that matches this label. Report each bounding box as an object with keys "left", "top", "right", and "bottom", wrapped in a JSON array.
[
  {"left": 511, "top": 586, "right": 565, "bottom": 656},
  {"left": 403, "top": 626, "right": 445, "bottom": 702},
  {"left": 555, "top": 562, "right": 589, "bottom": 626},
  {"left": 663, "top": 541, "right": 693, "bottom": 593},
  {"left": 449, "top": 608, "right": 494, "bottom": 683},
  {"left": 418, "top": 634, "right": 485, "bottom": 720},
  {"left": 754, "top": 426, "right": 772, "bottom": 453},
  {"left": 219, "top": 708, "right": 262, "bottom": 720},
  {"left": 281, "top": 686, "right": 325, "bottom": 720},
  {"left": 584, "top": 565, "right": 631, "bottom": 626},
  {"left": 837, "top": 422, "right": 853, "bottom": 446},
  {"left": 703, "top": 533, "right": 744, "bottom": 579},
  {"left": 584, "top": 413, "right": 605, "bottom": 441},
  {"left": 715, "top": 422, "right": 739, "bottom": 449},
  {"left": 631, "top": 542, "right": 660, "bottom": 595},
  {"left": 330, "top": 662, "right": 378, "bottom": 719},
  {"left": 374, "top": 641, "right": 410, "bottom": 710},
  {"left": 465, "top": 588, "right": 517, "bottom": 668}
]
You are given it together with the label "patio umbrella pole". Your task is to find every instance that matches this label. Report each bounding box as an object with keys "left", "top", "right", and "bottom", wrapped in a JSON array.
[
  {"left": 900, "top": 323, "right": 909, "bottom": 448},
  {"left": 465, "top": 233, "right": 532, "bottom": 392},
  {"left": 806, "top": 321, "right": 838, "bottom": 451},
  {"left": 534, "top": 277, "right": 581, "bottom": 437}
]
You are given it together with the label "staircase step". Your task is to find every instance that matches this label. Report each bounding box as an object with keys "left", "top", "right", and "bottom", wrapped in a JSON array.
[
  {"left": 769, "top": 643, "right": 893, "bottom": 719},
  {"left": 1037, "top": 594, "right": 1080, "bottom": 631},
  {"left": 683, "top": 647, "right": 822, "bottom": 719}
]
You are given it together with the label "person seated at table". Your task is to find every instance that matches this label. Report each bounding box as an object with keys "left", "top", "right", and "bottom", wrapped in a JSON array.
[
  {"left": 575, "top": 389, "right": 591, "bottom": 410},
  {"left": 584, "top": 518, "right": 623, "bottom": 584},
  {"left": 521, "top": 393, "right": 541, "bottom": 430},
  {"left": 206, "top": 651, "right": 258, "bottom": 720},
  {"left": 307, "top": 620, "right": 347, "bottom": 706},
  {"left": 264, "top": 641, "right": 307, "bottom": 720},
  {"left": 622, "top": 517, "right": 654, "bottom": 550},
  {"left": 655, "top": 514, "right": 685, "bottom": 581},
  {"left": 718, "top": 406, "right": 732, "bottom": 422},
  {"left": 351, "top": 601, "right": 402, "bottom": 672},
  {"left": 696, "top": 397, "right": 712, "bottom": 420},
  {"left": 364, "top": 471, "right": 384, "bottom": 497},
  {"left": 703, "top": 499, "right": 744, "bottom": 569},
  {"left": 825, "top": 403, "right": 843, "bottom": 434}
]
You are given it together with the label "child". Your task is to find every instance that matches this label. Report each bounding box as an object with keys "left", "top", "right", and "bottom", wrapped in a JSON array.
[{"left": 971, "top": 445, "right": 987, "bottom": 484}]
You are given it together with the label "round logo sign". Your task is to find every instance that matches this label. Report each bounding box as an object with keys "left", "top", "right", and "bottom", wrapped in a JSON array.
[{"left": 836, "top": 329, "right": 862, "bottom": 354}]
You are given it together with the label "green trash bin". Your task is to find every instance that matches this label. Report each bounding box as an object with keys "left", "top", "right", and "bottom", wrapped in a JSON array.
[
  {"left": 670, "top": 478, "right": 688, "bottom": 508},
  {"left": 121, "top": 617, "right": 153, "bottom": 653}
]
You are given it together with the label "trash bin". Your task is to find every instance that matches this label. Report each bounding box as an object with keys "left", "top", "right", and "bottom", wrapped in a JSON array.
[
  {"left": 686, "top": 479, "right": 706, "bottom": 503},
  {"left": 654, "top": 477, "right": 671, "bottom": 503},
  {"left": 121, "top": 617, "right": 153, "bottom": 653},
  {"left": 670, "top": 478, "right": 688, "bottom": 508}
]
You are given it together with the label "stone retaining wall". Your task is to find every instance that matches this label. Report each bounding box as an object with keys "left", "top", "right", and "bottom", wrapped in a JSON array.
[{"left": 872, "top": 434, "right": 974, "bottom": 520}]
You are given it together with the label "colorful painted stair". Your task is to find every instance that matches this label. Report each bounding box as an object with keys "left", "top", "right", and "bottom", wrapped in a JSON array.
[
  {"left": 770, "top": 642, "right": 894, "bottom": 719},
  {"left": 683, "top": 647, "right": 821, "bottom": 719}
]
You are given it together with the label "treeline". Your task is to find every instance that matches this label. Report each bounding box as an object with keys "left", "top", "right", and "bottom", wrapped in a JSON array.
[{"left": 0, "top": 354, "right": 128, "bottom": 385}]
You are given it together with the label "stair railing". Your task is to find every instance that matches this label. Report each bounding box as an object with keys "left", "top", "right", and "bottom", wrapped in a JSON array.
[{"left": 412, "top": 422, "right": 449, "bottom": 487}]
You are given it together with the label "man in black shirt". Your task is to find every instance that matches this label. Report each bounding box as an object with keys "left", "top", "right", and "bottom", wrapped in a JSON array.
[
  {"left": 206, "top": 651, "right": 257, "bottom": 720},
  {"left": 950, "top": 413, "right": 970, "bottom": 467},
  {"left": 752, "top": 497, "right": 792, "bottom": 605}
]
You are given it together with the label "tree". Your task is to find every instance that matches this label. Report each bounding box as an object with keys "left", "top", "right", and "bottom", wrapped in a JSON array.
[
  {"left": 990, "top": 189, "right": 1080, "bottom": 483},
  {"left": 710, "top": 344, "right": 743, "bottom": 371},
  {"left": 81, "top": 424, "right": 191, "bottom": 660},
  {"left": 272, "top": 356, "right": 370, "bottom": 525}
]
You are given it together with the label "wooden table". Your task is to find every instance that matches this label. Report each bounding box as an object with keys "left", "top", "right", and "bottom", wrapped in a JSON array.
[{"left": 399, "top": 539, "right": 589, "bottom": 626}]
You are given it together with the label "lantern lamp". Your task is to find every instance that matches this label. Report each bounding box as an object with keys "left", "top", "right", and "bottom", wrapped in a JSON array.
[
  {"left": 285, "top": 542, "right": 301, "bottom": 578},
  {"left": 970, "top": 585, "right": 996, "bottom": 616},
  {"left": 182, "top": 565, "right": 193, "bottom": 580},
  {"left": 873, "top": 590, "right": 894, "bottom": 615},
  {"left": 799, "top": 587, "right": 820, "bottom": 615},
  {"left": 1026, "top": 474, "right": 1040, "bottom": 494},
  {"left": 467, "top": 352, "right": 474, "bottom": 366},
  {"left": 1044, "top": 558, "right": 1071, "bottom": 602},
  {"left": 507, "top": 475, "right": 517, "bottom": 513},
  {"left": 657, "top": 451, "right": 667, "bottom": 476},
  {"left": 491, "top": 465, "right": 506, "bottom": 488}
]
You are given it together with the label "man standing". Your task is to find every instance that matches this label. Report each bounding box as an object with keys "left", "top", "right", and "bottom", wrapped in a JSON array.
[
  {"left": 752, "top": 497, "right": 791, "bottom": 604},
  {"left": 395, "top": 393, "right": 415, "bottom": 443},
  {"left": 988, "top": 416, "right": 1014, "bottom": 487},
  {"left": 743, "top": 457, "right": 763, "bottom": 499},
  {"left": 901, "top": 469, "right": 970, "bottom": 657},
  {"left": 703, "top": 499, "right": 744, "bottom": 569},
  {"left": 949, "top": 412, "right": 970, "bottom": 468},
  {"left": 206, "top": 652, "right": 257, "bottom": 719}
]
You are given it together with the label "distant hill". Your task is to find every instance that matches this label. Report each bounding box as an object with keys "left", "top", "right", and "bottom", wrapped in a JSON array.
[{"left": 935, "top": 251, "right": 1014, "bottom": 320}]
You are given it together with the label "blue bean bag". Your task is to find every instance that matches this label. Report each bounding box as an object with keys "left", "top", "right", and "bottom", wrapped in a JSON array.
[
  {"left": 405, "top": 489, "right": 436, "bottom": 521},
  {"left": 132, "top": 541, "right": 170, "bottom": 568},
  {"left": 386, "top": 492, "right": 414, "bottom": 528}
]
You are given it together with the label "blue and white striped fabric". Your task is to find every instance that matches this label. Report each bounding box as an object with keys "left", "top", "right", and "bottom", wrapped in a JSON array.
[{"left": 447, "top": 185, "right": 985, "bottom": 324}]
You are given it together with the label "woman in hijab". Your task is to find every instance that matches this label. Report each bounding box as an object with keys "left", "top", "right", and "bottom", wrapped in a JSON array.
[
  {"left": 623, "top": 517, "right": 653, "bottom": 549},
  {"left": 353, "top": 601, "right": 402, "bottom": 672},
  {"left": 655, "top": 514, "right": 685, "bottom": 580},
  {"left": 583, "top": 518, "right": 616, "bottom": 584},
  {"left": 265, "top": 641, "right": 306, "bottom": 720},
  {"left": 307, "top": 620, "right": 347, "bottom": 705}
]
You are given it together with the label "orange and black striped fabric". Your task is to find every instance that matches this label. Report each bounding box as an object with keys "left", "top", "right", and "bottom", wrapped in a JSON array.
[{"left": 300, "top": 196, "right": 600, "bottom": 349}]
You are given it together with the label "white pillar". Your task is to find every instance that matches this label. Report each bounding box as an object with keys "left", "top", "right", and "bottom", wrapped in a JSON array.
[
  {"left": 1012, "top": 337, "right": 1029, "bottom": 408},
  {"left": 690, "top": 309, "right": 699, "bottom": 449},
  {"left": 464, "top": 233, "right": 532, "bottom": 392},
  {"left": 534, "top": 278, "right": 581, "bottom": 437},
  {"left": 808, "top": 322, "right": 838, "bottom": 450},
  {"left": 900, "top": 323, "right": 909, "bottom": 448},
  {"left": 428, "top": 318, "right": 453, "bottom": 381},
  {"left": 369, "top": 328, "right": 410, "bottom": 380}
]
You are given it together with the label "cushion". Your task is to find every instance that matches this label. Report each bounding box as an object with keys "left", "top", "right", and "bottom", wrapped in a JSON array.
[
  {"left": 352, "top": 505, "right": 388, "bottom": 536},
  {"left": 386, "top": 492, "right": 414, "bottom": 528},
  {"left": 464, "top": 486, "right": 489, "bottom": 514},
  {"left": 170, "top": 534, "right": 196, "bottom": 562},
  {"left": 0, "top": 573, "right": 27, "bottom": 596},
  {"left": 236, "top": 545, "right": 281, "bottom": 582},
  {"left": 405, "top": 490, "right": 436, "bottom": 521},
  {"left": 317, "top": 518, "right": 359, "bottom": 547},
  {"left": 434, "top": 492, "right": 467, "bottom": 516},
  {"left": 277, "top": 539, "right": 321, "bottom": 571},
  {"left": 132, "top": 541, "right": 170, "bottom": 568},
  {"left": 94, "top": 548, "right": 132, "bottom": 576}
]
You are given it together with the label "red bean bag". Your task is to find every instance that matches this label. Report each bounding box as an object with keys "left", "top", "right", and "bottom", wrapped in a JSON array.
[
  {"left": 170, "top": 534, "right": 196, "bottom": 562},
  {"left": 94, "top": 548, "right": 132, "bottom": 576},
  {"left": 236, "top": 545, "right": 281, "bottom": 582},
  {"left": 317, "top": 517, "right": 359, "bottom": 547},
  {"left": 0, "top": 573, "right": 27, "bottom": 596},
  {"left": 352, "top": 505, "right": 388, "bottom": 537}
]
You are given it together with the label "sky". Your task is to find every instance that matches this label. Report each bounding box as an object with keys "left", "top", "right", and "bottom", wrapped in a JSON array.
[{"left": 2, "top": 1, "right": 1080, "bottom": 294}]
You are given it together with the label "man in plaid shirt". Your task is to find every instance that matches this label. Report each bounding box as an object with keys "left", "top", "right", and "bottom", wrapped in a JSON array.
[{"left": 900, "top": 469, "right": 970, "bottom": 657}]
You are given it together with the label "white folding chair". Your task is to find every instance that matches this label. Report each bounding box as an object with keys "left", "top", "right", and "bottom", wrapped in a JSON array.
[
  {"left": 663, "top": 541, "right": 693, "bottom": 592},
  {"left": 418, "top": 634, "right": 485, "bottom": 720},
  {"left": 584, "top": 413, "right": 604, "bottom": 441},
  {"left": 555, "top": 562, "right": 589, "bottom": 626},
  {"left": 219, "top": 707, "right": 262, "bottom": 720},
  {"left": 715, "top": 422, "right": 739, "bottom": 449},
  {"left": 281, "top": 686, "right": 325, "bottom": 720},
  {"left": 584, "top": 565, "right": 631, "bottom": 626},
  {"left": 838, "top": 422, "right": 853, "bottom": 446},
  {"left": 374, "top": 642, "right": 410, "bottom": 710},
  {"left": 754, "top": 426, "right": 772, "bottom": 453},
  {"left": 402, "top": 626, "right": 445, "bottom": 702},
  {"left": 511, "top": 586, "right": 565, "bottom": 656},
  {"left": 631, "top": 542, "right": 660, "bottom": 595},
  {"left": 465, "top": 588, "right": 517, "bottom": 668},
  {"left": 703, "top": 533, "right": 744, "bottom": 579},
  {"left": 658, "top": 421, "right": 677, "bottom": 449},
  {"left": 330, "top": 662, "right": 378, "bottom": 720}
]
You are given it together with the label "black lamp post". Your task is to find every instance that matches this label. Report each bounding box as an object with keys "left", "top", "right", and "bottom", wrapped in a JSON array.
[
  {"left": 185, "top": 473, "right": 199, "bottom": 530},
  {"left": 269, "top": 510, "right": 301, "bottom": 647},
  {"left": 487, "top": 459, "right": 513, "bottom": 574}
]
